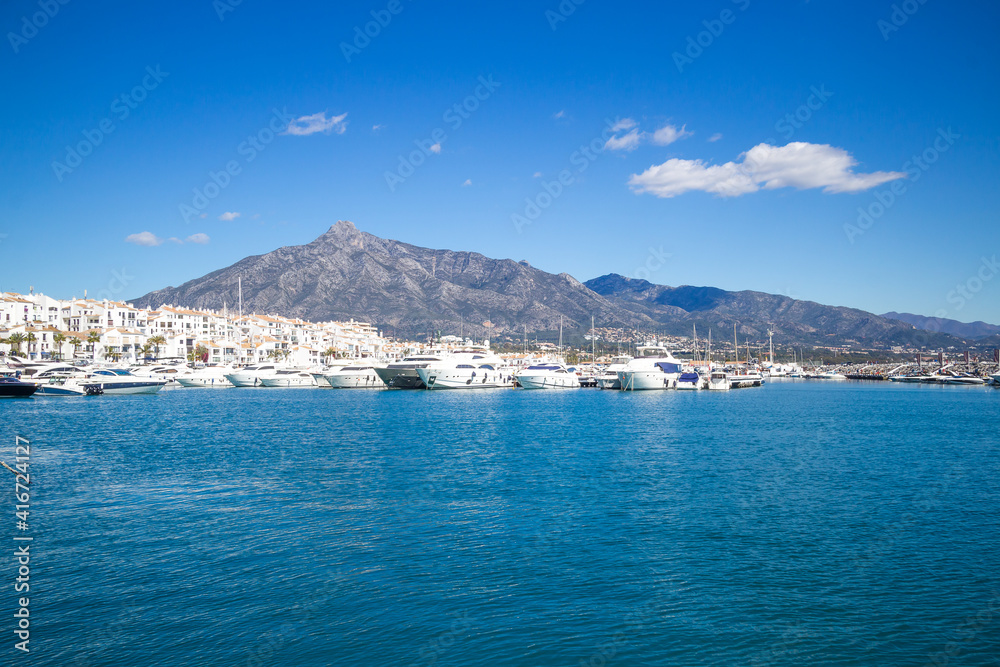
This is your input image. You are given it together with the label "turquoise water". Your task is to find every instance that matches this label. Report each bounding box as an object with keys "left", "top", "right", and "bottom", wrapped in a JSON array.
[{"left": 3, "top": 381, "right": 999, "bottom": 666}]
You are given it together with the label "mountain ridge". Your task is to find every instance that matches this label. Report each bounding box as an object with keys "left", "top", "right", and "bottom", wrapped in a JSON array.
[{"left": 132, "top": 221, "right": 966, "bottom": 348}]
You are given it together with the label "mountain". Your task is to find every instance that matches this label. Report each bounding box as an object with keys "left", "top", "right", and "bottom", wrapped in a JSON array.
[
  {"left": 132, "top": 221, "right": 652, "bottom": 336},
  {"left": 881, "top": 312, "right": 1000, "bottom": 340},
  {"left": 583, "top": 274, "right": 957, "bottom": 347},
  {"left": 133, "top": 221, "right": 964, "bottom": 348}
]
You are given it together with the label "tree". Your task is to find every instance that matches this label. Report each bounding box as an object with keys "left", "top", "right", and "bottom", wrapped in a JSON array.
[
  {"left": 52, "top": 333, "right": 66, "bottom": 360},
  {"left": 69, "top": 337, "right": 83, "bottom": 359},
  {"left": 140, "top": 344, "right": 153, "bottom": 361},
  {"left": 188, "top": 344, "right": 209, "bottom": 363},
  {"left": 324, "top": 347, "right": 337, "bottom": 364},
  {"left": 86, "top": 330, "right": 102, "bottom": 362},
  {"left": 148, "top": 335, "right": 166, "bottom": 361},
  {"left": 24, "top": 332, "right": 36, "bottom": 357},
  {"left": 6, "top": 332, "right": 25, "bottom": 354}
]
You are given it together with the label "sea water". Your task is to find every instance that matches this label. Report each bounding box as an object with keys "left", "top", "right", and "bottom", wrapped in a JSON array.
[{"left": 2, "top": 381, "right": 999, "bottom": 665}]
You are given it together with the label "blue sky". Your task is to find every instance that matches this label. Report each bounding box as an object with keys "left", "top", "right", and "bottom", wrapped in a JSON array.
[{"left": 2, "top": 0, "right": 998, "bottom": 324}]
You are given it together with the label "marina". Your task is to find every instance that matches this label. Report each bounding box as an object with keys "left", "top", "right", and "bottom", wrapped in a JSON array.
[{"left": 3, "top": 379, "right": 997, "bottom": 665}]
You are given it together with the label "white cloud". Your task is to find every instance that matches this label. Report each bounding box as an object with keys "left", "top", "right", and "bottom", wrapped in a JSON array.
[
  {"left": 167, "top": 237, "right": 183, "bottom": 244},
  {"left": 283, "top": 111, "right": 348, "bottom": 136},
  {"left": 708, "top": 132, "right": 723, "bottom": 142},
  {"left": 186, "top": 233, "right": 210, "bottom": 244},
  {"left": 533, "top": 171, "right": 543, "bottom": 178},
  {"left": 629, "top": 141, "right": 907, "bottom": 198},
  {"left": 604, "top": 128, "right": 642, "bottom": 152},
  {"left": 553, "top": 110, "right": 565, "bottom": 119},
  {"left": 462, "top": 179, "right": 472, "bottom": 187},
  {"left": 125, "top": 232, "right": 163, "bottom": 247},
  {"left": 218, "top": 211, "right": 240, "bottom": 221},
  {"left": 372, "top": 124, "right": 384, "bottom": 131},
  {"left": 429, "top": 142, "right": 442, "bottom": 154},
  {"left": 650, "top": 123, "right": 692, "bottom": 146},
  {"left": 610, "top": 117, "right": 637, "bottom": 132}
]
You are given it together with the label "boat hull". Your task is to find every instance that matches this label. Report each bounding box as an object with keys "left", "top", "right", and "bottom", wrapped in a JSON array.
[
  {"left": 373, "top": 367, "right": 426, "bottom": 389},
  {"left": 90, "top": 381, "right": 166, "bottom": 395},
  {"left": 324, "top": 371, "right": 383, "bottom": 388},
  {"left": 0, "top": 384, "right": 38, "bottom": 398},
  {"left": 516, "top": 373, "right": 580, "bottom": 389},
  {"left": 417, "top": 367, "right": 513, "bottom": 389},
  {"left": 176, "top": 376, "right": 234, "bottom": 388},
  {"left": 617, "top": 370, "right": 676, "bottom": 390},
  {"left": 259, "top": 377, "right": 317, "bottom": 388}
]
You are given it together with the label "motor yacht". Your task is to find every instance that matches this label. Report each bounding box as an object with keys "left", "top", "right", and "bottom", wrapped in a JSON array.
[
  {"left": 617, "top": 346, "right": 684, "bottom": 390},
  {"left": 675, "top": 371, "right": 703, "bottom": 390},
  {"left": 374, "top": 349, "right": 496, "bottom": 389},
  {"left": 259, "top": 369, "right": 319, "bottom": 388},
  {"left": 324, "top": 365, "right": 383, "bottom": 388},
  {"left": 418, "top": 362, "right": 514, "bottom": 389},
  {"left": 707, "top": 370, "right": 730, "bottom": 390},
  {"left": 597, "top": 355, "right": 632, "bottom": 390},
  {"left": 515, "top": 362, "right": 581, "bottom": 389},
  {"left": 81, "top": 369, "right": 167, "bottom": 394},
  {"left": 224, "top": 364, "right": 282, "bottom": 387},
  {"left": 176, "top": 365, "right": 236, "bottom": 388},
  {"left": 0, "top": 375, "right": 38, "bottom": 398}
]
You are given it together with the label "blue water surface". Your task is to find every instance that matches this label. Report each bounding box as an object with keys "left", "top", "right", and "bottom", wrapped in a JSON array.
[{"left": 2, "top": 381, "right": 999, "bottom": 666}]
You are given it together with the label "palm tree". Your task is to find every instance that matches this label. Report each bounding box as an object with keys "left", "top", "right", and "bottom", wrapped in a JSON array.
[
  {"left": 24, "top": 332, "right": 37, "bottom": 358},
  {"left": 69, "top": 337, "right": 83, "bottom": 359},
  {"left": 52, "top": 333, "right": 66, "bottom": 360},
  {"left": 324, "top": 347, "right": 337, "bottom": 364},
  {"left": 148, "top": 335, "right": 166, "bottom": 362},
  {"left": 140, "top": 344, "right": 153, "bottom": 361},
  {"left": 6, "top": 332, "right": 25, "bottom": 354},
  {"left": 86, "top": 330, "right": 102, "bottom": 362}
]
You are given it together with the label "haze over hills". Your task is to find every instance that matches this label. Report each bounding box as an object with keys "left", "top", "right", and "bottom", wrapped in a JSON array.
[
  {"left": 881, "top": 312, "right": 1000, "bottom": 340},
  {"left": 133, "top": 221, "right": 967, "bottom": 348}
]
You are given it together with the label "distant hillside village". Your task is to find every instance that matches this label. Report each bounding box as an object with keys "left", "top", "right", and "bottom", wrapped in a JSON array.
[{"left": 0, "top": 291, "right": 388, "bottom": 364}]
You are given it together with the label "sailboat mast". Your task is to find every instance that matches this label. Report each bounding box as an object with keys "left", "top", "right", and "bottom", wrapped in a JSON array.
[
  {"left": 591, "top": 315, "right": 596, "bottom": 369},
  {"left": 734, "top": 323, "right": 738, "bottom": 368}
]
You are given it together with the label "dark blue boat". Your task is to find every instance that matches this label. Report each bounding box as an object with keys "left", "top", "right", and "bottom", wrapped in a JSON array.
[{"left": 0, "top": 376, "right": 38, "bottom": 398}]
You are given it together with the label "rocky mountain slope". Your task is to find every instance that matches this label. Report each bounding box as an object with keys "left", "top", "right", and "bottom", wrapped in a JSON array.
[{"left": 133, "top": 221, "right": 966, "bottom": 347}]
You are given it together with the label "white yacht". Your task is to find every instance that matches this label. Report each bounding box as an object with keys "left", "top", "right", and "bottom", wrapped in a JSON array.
[
  {"left": 414, "top": 349, "right": 512, "bottom": 390},
  {"left": 675, "top": 371, "right": 703, "bottom": 390},
  {"left": 224, "top": 364, "right": 281, "bottom": 387},
  {"left": 324, "top": 365, "right": 383, "bottom": 388},
  {"left": 176, "top": 365, "right": 235, "bottom": 388},
  {"left": 515, "top": 362, "right": 581, "bottom": 389},
  {"left": 79, "top": 368, "right": 167, "bottom": 394},
  {"left": 707, "top": 370, "right": 730, "bottom": 390},
  {"left": 617, "top": 346, "right": 684, "bottom": 390},
  {"left": 418, "top": 362, "right": 514, "bottom": 390},
  {"left": 259, "top": 369, "right": 319, "bottom": 388},
  {"left": 596, "top": 355, "right": 632, "bottom": 390}
]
